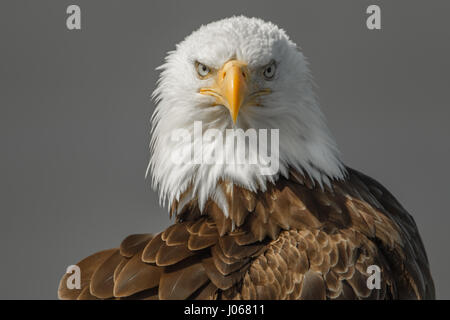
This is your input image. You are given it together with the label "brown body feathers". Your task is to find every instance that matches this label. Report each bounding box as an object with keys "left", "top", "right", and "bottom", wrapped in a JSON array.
[{"left": 58, "top": 168, "right": 435, "bottom": 300}]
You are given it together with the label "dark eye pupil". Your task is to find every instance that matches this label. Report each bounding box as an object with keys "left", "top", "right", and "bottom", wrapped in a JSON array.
[{"left": 267, "top": 67, "right": 271, "bottom": 73}]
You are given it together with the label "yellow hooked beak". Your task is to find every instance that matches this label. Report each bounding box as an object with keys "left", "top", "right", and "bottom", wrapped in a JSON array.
[
  {"left": 220, "top": 60, "right": 248, "bottom": 123},
  {"left": 199, "top": 60, "right": 250, "bottom": 124}
]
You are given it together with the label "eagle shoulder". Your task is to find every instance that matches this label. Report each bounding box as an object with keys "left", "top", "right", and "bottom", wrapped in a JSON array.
[{"left": 58, "top": 168, "right": 435, "bottom": 300}]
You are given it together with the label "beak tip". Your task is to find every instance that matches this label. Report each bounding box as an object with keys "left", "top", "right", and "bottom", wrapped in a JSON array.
[{"left": 230, "top": 111, "right": 240, "bottom": 124}]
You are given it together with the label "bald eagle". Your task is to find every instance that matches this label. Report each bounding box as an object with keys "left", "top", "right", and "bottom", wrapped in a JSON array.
[{"left": 58, "top": 16, "right": 435, "bottom": 300}]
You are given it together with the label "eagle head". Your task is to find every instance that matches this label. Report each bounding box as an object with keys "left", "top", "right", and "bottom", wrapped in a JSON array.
[{"left": 148, "top": 16, "right": 345, "bottom": 216}]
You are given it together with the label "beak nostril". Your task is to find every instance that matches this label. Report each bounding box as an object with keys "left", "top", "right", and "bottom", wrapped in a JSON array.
[{"left": 222, "top": 72, "right": 226, "bottom": 79}]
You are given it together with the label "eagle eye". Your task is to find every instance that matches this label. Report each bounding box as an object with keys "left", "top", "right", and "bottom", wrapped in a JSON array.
[
  {"left": 195, "top": 62, "right": 211, "bottom": 78},
  {"left": 263, "top": 60, "right": 276, "bottom": 80}
]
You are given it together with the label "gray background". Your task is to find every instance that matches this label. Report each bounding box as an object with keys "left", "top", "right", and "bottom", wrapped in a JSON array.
[{"left": 1, "top": 0, "right": 449, "bottom": 299}]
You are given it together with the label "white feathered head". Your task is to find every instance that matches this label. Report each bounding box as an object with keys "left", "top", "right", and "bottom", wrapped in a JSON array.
[{"left": 148, "top": 16, "right": 345, "bottom": 215}]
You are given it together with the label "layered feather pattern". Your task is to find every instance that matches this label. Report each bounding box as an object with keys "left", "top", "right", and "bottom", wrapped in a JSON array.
[{"left": 58, "top": 168, "right": 435, "bottom": 300}]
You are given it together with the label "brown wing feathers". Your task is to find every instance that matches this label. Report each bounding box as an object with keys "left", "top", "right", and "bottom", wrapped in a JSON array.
[
  {"left": 237, "top": 229, "right": 391, "bottom": 300},
  {"left": 58, "top": 216, "right": 267, "bottom": 300},
  {"left": 58, "top": 248, "right": 116, "bottom": 300},
  {"left": 58, "top": 167, "right": 435, "bottom": 299}
]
